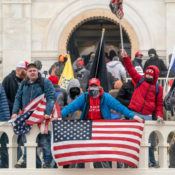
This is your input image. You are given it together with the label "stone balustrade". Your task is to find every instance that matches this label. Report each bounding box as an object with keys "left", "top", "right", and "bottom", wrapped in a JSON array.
[{"left": 0, "top": 121, "right": 175, "bottom": 175}]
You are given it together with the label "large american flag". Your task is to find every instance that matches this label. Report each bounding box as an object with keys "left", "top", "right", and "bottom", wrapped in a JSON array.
[
  {"left": 9, "top": 94, "right": 61, "bottom": 134},
  {"left": 51, "top": 120, "right": 144, "bottom": 168}
]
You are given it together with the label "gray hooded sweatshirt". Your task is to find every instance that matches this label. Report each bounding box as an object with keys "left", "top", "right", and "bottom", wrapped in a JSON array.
[{"left": 107, "top": 61, "right": 126, "bottom": 81}]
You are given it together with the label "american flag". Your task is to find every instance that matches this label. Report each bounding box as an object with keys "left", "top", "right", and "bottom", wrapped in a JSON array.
[
  {"left": 9, "top": 94, "right": 61, "bottom": 134},
  {"left": 52, "top": 120, "right": 144, "bottom": 168}
]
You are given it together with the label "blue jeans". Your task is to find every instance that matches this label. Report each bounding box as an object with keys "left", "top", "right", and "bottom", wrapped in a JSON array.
[
  {"left": 37, "top": 131, "right": 53, "bottom": 165},
  {"left": 132, "top": 111, "right": 152, "bottom": 120},
  {"left": 19, "top": 131, "right": 54, "bottom": 167},
  {"left": 132, "top": 111, "right": 156, "bottom": 165},
  {"left": 0, "top": 133, "right": 8, "bottom": 168}
]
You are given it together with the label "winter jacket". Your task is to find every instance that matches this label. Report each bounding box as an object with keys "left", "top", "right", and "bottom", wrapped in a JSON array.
[
  {"left": 107, "top": 60, "right": 126, "bottom": 81},
  {"left": 132, "top": 59, "right": 144, "bottom": 75},
  {"left": 12, "top": 77, "right": 56, "bottom": 115},
  {"left": 2, "top": 70, "right": 23, "bottom": 114},
  {"left": 74, "top": 67, "right": 90, "bottom": 92},
  {"left": 54, "top": 84, "right": 67, "bottom": 109},
  {"left": 123, "top": 56, "right": 163, "bottom": 118},
  {"left": 0, "top": 84, "right": 10, "bottom": 121},
  {"left": 144, "top": 56, "right": 167, "bottom": 77},
  {"left": 64, "top": 79, "right": 81, "bottom": 119},
  {"left": 116, "top": 80, "right": 135, "bottom": 107},
  {"left": 61, "top": 92, "right": 135, "bottom": 119}
]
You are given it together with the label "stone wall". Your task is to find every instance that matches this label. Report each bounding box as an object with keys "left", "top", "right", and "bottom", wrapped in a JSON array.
[{"left": 0, "top": 0, "right": 175, "bottom": 79}]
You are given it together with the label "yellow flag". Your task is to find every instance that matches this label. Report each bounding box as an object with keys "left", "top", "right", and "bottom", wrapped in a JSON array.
[{"left": 58, "top": 54, "right": 74, "bottom": 89}]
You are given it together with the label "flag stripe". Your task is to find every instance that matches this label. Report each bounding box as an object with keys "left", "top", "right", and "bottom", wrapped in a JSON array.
[
  {"left": 54, "top": 150, "right": 139, "bottom": 161},
  {"left": 56, "top": 154, "right": 138, "bottom": 166},
  {"left": 52, "top": 120, "right": 144, "bottom": 167},
  {"left": 92, "top": 128, "right": 143, "bottom": 134},
  {"left": 53, "top": 140, "right": 140, "bottom": 149},
  {"left": 54, "top": 147, "right": 139, "bottom": 156},
  {"left": 58, "top": 158, "right": 136, "bottom": 168},
  {"left": 53, "top": 143, "right": 139, "bottom": 153},
  {"left": 92, "top": 131, "right": 142, "bottom": 138},
  {"left": 92, "top": 137, "right": 140, "bottom": 145},
  {"left": 93, "top": 125, "right": 143, "bottom": 130}
]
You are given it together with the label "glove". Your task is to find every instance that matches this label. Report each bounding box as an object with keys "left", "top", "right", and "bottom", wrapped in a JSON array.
[{"left": 157, "top": 116, "right": 164, "bottom": 125}]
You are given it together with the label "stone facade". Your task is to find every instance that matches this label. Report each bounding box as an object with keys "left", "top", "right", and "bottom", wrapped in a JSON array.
[{"left": 0, "top": 0, "right": 175, "bottom": 81}]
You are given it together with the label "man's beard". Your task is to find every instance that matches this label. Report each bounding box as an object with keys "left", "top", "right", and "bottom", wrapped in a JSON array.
[{"left": 19, "top": 70, "right": 27, "bottom": 79}]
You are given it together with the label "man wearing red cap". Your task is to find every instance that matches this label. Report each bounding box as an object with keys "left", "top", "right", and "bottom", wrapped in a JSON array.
[
  {"left": 74, "top": 59, "right": 90, "bottom": 92},
  {"left": 61, "top": 77, "right": 143, "bottom": 122},
  {"left": 132, "top": 51, "right": 144, "bottom": 76}
]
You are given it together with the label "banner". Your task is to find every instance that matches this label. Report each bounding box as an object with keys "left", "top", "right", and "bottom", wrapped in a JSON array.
[{"left": 59, "top": 54, "right": 74, "bottom": 89}]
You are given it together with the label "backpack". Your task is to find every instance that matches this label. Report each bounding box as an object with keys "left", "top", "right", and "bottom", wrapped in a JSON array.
[
  {"left": 135, "top": 77, "right": 159, "bottom": 96},
  {"left": 135, "top": 77, "right": 159, "bottom": 120},
  {"left": 21, "top": 76, "right": 44, "bottom": 92},
  {"left": 164, "top": 79, "right": 175, "bottom": 115}
]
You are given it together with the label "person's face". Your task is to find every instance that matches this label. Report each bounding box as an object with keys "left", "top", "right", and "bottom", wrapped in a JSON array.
[
  {"left": 145, "top": 74, "right": 153, "bottom": 79},
  {"left": 27, "top": 67, "right": 38, "bottom": 82},
  {"left": 16, "top": 68, "right": 27, "bottom": 79}
]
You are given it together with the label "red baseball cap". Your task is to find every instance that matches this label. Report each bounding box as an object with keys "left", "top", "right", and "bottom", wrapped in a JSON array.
[
  {"left": 145, "top": 68, "right": 155, "bottom": 77},
  {"left": 76, "top": 60, "right": 84, "bottom": 67},
  {"left": 89, "top": 78, "right": 100, "bottom": 86},
  {"left": 135, "top": 51, "right": 143, "bottom": 57}
]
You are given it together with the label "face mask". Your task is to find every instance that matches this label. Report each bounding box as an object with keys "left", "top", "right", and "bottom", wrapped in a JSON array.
[
  {"left": 70, "top": 88, "right": 80, "bottom": 99},
  {"left": 89, "top": 87, "right": 100, "bottom": 98},
  {"left": 145, "top": 77, "right": 153, "bottom": 83}
]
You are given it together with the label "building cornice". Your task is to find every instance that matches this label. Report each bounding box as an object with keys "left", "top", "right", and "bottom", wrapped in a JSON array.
[
  {"left": 165, "top": 0, "right": 175, "bottom": 3},
  {"left": 1, "top": 0, "right": 31, "bottom": 4}
]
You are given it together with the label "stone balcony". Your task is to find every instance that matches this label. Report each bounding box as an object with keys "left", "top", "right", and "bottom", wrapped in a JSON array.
[{"left": 0, "top": 121, "right": 175, "bottom": 175}]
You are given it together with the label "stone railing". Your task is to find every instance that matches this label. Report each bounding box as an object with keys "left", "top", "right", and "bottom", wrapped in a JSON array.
[{"left": 0, "top": 121, "right": 175, "bottom": 175}]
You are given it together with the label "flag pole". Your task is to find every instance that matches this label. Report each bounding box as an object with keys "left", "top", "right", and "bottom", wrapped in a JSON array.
[
  {"left": 119, "top": 19, "right": 124, "bottom": 50},
  {"left": 164, "top": 47, "right": 175, "bottom": 93},
  {"left": 95, "top": 28, "right": 105, "bottom": 77}
]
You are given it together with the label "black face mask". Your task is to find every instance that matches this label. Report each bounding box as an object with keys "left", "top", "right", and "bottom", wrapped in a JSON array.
[
  {"left": 89, "top": 87, "right": 100, "bottom": 98},
  {"left": 70, "top": 87, "right": 80, "bottom": 99},
  {"left": 145, "top": 77, "right": 153, "bottom": 83}
]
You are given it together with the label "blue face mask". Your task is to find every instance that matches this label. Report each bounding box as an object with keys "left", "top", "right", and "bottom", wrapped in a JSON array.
[{"left": 89, "top": 87, "right": 100, "bottom": 98}]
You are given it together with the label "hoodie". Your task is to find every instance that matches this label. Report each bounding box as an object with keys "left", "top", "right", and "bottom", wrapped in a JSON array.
[
  {"left": 123, "top": 56, "right": 163, "bottom": 118},
  {"left": 107, "top": 61, "right": 126, "bottom": 81}
]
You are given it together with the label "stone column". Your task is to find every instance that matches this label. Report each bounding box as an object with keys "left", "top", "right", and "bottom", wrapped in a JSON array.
[
  {"left": 2, "top": 0, "right": 32, "bottom": 77},
  {"left": 159, "top": 144, "right": 169, "bottom": 168},
  {"left": 165, "top": 0, "right": 175, "bottom": 57}
]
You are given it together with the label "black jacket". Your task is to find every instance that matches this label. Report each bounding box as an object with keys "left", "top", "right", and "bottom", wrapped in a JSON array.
[
  {"left": 116, "top": 80, "right": 134, "bottom": 107},
  {"left": 144, "top": 57, "right": 167, "bottom": 77},
  {"left": 2, "top": 71, "right": 22, "bottom": 114}
]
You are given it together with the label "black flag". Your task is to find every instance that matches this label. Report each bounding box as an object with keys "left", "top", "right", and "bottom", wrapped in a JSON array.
[{"left": 89, "top": 30, "right": 108, "bottom": 92}]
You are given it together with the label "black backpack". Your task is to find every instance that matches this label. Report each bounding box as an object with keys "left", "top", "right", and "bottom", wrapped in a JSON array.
[{"left": 164, "top": 79, "right": 175, "bottom": 115}]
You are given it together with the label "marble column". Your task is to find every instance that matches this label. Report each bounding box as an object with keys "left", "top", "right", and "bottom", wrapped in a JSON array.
[{"left": 2, "top": 0, "right": 32, "bottom": 77}]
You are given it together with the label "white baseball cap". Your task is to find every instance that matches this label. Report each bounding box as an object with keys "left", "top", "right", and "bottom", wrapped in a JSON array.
[{"left": 16, "top": 61, "right": 29, "bottom": 69}]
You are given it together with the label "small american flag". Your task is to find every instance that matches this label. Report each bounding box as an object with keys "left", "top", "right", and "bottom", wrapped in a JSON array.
[
  {"left": 9, "top": 94, "right": 61, "bottom": 134},
  {"left": 52, "top": 120, "right": 144, "bottom": 168}
]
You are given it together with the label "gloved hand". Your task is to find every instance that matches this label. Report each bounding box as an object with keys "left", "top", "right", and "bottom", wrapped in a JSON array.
[{"left": 157, "top": 116, "right": 164, "bottom": 125}]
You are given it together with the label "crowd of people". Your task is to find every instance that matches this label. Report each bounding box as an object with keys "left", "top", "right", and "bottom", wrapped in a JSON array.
[{"left": 0, "top": 48, "right": 175, "bottom": 169}]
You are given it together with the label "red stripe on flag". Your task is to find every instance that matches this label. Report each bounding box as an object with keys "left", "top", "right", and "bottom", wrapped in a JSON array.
[
  {"left": 92, "top": 137, "right": 140, "bottom": 145},
  {"left": 54, "top": 150, "right": 139, "bottom": 160},
  {"left": 58, "top": 158, "right": 137, "bottom": 168},
  {"left": 53, "top": 143, "right": 139, "bottom": 153},
  {"left": 92, "top": 131, "right": 142, "bottom": 138}
]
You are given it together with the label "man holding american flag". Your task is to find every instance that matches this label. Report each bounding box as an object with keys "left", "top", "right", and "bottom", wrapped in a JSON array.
[
  {"left": 11, "top": 63, "right": 56, "bottom": 168},
  {"left": 51, "top": 78, "right": 144, "bottom": 168}
]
